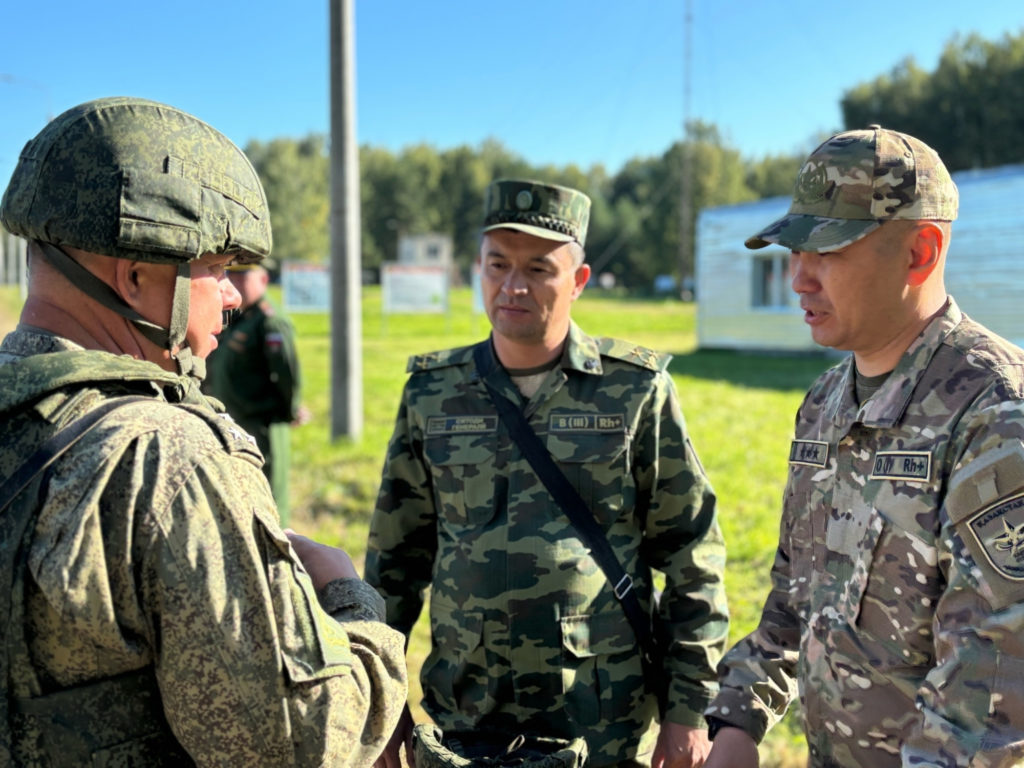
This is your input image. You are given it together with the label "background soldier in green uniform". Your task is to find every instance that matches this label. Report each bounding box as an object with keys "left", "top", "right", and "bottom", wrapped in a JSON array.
[
  {"left": 205, "top": 260, "right": 308, "bottom": 524},
  {"left": 366, "top": 179, "right": 729, "bottom": 768},
  {"left": 704, "top": 127, "right": 1024, "bottom": 767},
  {"left": 0, "top": 97, "right": 406, "bottom": 766}
]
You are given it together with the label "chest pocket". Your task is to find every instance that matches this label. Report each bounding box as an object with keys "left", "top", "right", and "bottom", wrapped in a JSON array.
[
  {"left": 424, "top": 432, "right": 499, "bottom": 527},
  {"left": 546, "top": 432, "right": 630, "bottom": 527},
  {"left": 825, "top": 488, "right": 938, "bottom": 670}
]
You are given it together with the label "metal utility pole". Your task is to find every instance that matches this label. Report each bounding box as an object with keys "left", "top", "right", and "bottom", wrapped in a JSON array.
[
  {"left": 678, "top": 0, "right": 694, "bottom": 288},
  {"left": 329, "top": 0, "right": 363, "bottom": 439}
]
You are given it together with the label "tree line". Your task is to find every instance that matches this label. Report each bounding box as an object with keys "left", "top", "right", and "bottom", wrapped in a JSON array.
[
  {"left": 7, "top": 31, "right": 1016, "bottom": 292},
  {"left": 250, "top": 29, "right": 1023, "bottom": 289},
  {"left": 246, "top": 122, "right": 803, "bottom": 291}
]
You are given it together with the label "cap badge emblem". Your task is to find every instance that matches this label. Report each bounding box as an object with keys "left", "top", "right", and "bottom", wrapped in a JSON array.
[{"left": 515, "top": 190, "right": 533, "bottom": 210}]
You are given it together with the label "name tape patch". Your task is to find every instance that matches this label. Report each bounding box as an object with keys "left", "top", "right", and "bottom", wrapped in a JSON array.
[
  {"left": 549, "top": 413, "right": 625, "bottom": 432},
  {"left": 870, "top": 451, "right": 931, "bottom": 483},
  {"left": 967, "top": 492, "right": 1024, "bottom": 581},
  {"left": 789, "top": 440, "right": 828, "bottom": 468},
  {"left": 426, "top": 415, "right": 498, "bottom": 435}
]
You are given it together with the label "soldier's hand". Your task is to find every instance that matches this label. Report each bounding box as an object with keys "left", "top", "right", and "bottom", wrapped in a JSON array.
[
  {"left": 291, "top": 405, "right": 312, "bottom": 427},
  {"left": 652, "top": 722, "right": 711, "bottom": 768},
  {"left": 703, "top": 727, "right": 759, "bottom": 768},
  {"left": 284, "top": 529, "right": 359, "bottom": 589},
  {"left": 374, "top": 705, "right": 415, "bottom": 768}
]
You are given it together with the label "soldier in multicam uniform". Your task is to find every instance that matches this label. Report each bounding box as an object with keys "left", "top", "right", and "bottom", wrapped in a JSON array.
[
  {"left": 205, "top": 260, "right": 308, "bottom": 524},
  {"left": 0, "top": 97, "right": 406, "bottom": 766},
  {"left": 366, "top": 179, "right": 729, "bottom": 768},
  {"left": 703, "top": 127, "right": 1024, "bottom": 767}
]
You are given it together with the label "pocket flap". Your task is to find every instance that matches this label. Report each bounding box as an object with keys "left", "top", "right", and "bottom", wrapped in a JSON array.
[
  {"left": 561, "top": 609, "right": 636, "bottom": 659},
  {"left": 547, "top": 432, "right": 627, "bottom": 465},
  {"left": 425, "top": 432, "right": 497, "bottom": 467}
]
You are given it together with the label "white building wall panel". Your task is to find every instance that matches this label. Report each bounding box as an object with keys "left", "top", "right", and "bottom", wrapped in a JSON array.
[{"left": 696, "top": 164, "right": 1024, "bottom": 352}]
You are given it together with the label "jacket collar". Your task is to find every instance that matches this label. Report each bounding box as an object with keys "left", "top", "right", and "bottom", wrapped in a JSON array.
[{"left": 827, "top": 298, "right": 962, "bottom": 429}]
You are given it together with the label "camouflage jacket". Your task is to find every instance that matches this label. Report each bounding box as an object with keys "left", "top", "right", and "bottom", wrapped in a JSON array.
[
  {"left": 706, "top": 299, "right": 1024, "bottom": 767},
  {"left": 366, "top": 322, "right": 728, "bottom": 767},
  {"left": 0, "top": 327, "right": 406, "bottom": 767}
]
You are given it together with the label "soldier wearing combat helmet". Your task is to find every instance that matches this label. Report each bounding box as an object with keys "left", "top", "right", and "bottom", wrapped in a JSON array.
[
  {"left": 0, "top": 97, "right": 406, "bottom": 765},
  {"left": 367, "top": 179, "right": 728, "bottom": 767},
  {"left": 704, "top": 127, "right": 1024, "bottom": 767}
]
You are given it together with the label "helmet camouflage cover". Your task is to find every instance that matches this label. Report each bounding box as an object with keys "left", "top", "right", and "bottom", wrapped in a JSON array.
[{"left": 1, "top": 96, "right": 272, "bottom": 264}]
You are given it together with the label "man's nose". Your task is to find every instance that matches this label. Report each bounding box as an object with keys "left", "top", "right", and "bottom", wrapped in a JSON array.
[
  {"left": 221, "top": 275, "right": 242, "bottom": 309},
  {"left": 790, "top": 252, "right": 819, "bottom": 294},
  {"left": 502, "top": 269, "right": 528, "bottom": 296}
]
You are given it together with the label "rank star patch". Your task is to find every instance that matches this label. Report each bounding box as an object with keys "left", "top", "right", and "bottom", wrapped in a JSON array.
[
  {"left": 789, "top": 439, "right": 828, "bottom": 467},
  {"left": 967, "top": 493, "right": 1024, "bottom": 581},
  {"left": 870, "top": 451, "right": 931, "bottom": 482},
  {"left": 426, "top": 416, "right": 498, "bottom": 435}
]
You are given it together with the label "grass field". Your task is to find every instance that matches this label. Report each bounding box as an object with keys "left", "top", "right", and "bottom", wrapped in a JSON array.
[{"left": 0, "top": 283, "right": 829, "bottom": 766}]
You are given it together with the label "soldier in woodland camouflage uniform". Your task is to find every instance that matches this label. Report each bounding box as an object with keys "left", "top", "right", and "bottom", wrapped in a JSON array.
[
  {"left": 704, "top": 127, "right": 1024, "bottom": 768},
  {"left": 366, "top": 179, "right": 729, "bottom": 767},
  {"left": 0, "top": 97, "right": 406, "bottom": 766}
]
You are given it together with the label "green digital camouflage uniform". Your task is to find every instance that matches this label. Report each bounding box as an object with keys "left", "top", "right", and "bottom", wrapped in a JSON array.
[
  {"left": 206, "top": 295, "right": 301, "bottom": 522},
  {"left": 366, "top": 321, "right": 729, "bottom": 767},
  {"left": 0, "top": 328, "right": 407, "bottom": 766},
  {"left": 0, "top": 96, "right": 407, "bottom": 766}
]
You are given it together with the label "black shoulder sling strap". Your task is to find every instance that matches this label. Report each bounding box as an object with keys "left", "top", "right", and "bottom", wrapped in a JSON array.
[{"left": 471, "top": 344, "right": 659, "bottom": 679}]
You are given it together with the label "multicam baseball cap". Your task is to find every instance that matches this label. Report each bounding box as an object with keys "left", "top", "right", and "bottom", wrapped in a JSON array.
[
  {"left": 746, "top": 125, "right": 958, "bottom": 252},
  {"left": 483, "top": 179, "right": 591, "bottom": 246}
]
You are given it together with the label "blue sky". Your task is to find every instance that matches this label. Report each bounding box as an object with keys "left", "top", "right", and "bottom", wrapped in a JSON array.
[{"left": 2, "top": 0, "right": 1021, "bottom": 190}]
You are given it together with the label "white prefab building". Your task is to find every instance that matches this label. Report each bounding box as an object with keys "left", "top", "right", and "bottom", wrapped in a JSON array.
[{"left": 696, "top": 163, "right": 1024, "bottom": 352}]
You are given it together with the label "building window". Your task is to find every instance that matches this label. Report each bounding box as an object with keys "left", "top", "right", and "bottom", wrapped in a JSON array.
[{"left": 752, "top": 252, "right": 790, "bottom": 308}]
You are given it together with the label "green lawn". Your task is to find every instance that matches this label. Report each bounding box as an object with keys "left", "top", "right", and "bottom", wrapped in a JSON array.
[{"left": 0, "top": 282, "right": 826, "bottom": 766}]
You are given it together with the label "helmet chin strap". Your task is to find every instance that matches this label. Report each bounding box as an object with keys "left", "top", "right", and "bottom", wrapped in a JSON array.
[{"left": 36, "top": 241, "right": 204, "bottom": 381}]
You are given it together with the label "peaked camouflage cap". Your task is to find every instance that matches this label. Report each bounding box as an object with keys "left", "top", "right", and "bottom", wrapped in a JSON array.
[
  {"left": 746, "top": 125, "right": 958, "bottom": 252},
  {"left": 483, "top": 178, "right": 591, "bottom": 246},
  {"left": 0, "top": 96, "right": 272, "bottom": 264}
]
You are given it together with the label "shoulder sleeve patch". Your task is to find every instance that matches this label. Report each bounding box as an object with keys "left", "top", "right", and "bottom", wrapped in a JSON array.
[
  {"left": 596, "top": 337, "right": 671, "bottom": 371},
  {"left": 947, "top": 441, "right": 1024, "bottom": 609}
]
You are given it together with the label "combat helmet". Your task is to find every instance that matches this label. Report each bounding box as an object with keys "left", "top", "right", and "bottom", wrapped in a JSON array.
[{"left": 0, "top": 96, "right": 273, "bottom": 379}]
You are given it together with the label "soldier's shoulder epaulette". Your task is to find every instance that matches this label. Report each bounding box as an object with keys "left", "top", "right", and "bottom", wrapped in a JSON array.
[
  {"left": 596, "top": 337, "right": 671, "bottom": 372},
  {"left": 406, "top": 344, "right": 477, "bottom": 374},
  {"left": 180, "top": 403, "right": 264, "bottom": 463}
]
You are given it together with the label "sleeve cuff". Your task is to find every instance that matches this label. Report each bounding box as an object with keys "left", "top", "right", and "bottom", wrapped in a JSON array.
[{"left": 317, "top": 577, "right": 387, "bottom": 623}]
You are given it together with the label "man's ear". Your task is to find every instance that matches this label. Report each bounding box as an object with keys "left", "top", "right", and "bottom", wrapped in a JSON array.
[
  {"left": 112, "top": 259, "right": 143, "bottom": 305},
  {"left": 113, "top": 259, "right": 173, "bottom": 324},
  {"left": 573, "top": 263, "right": 591, "bottom": 298},
  {"left": 906, "top": 223, "right": 944, "bottom": 287}
]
